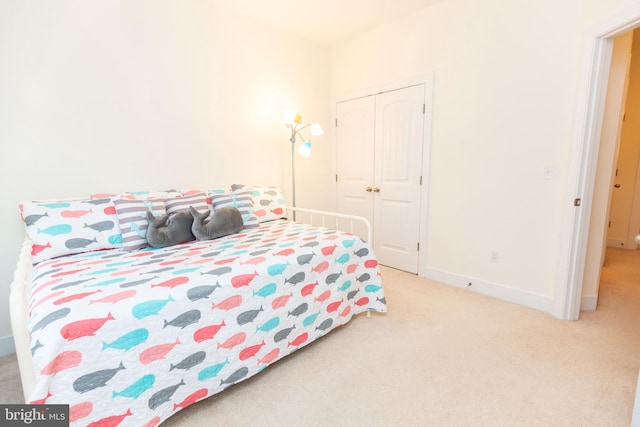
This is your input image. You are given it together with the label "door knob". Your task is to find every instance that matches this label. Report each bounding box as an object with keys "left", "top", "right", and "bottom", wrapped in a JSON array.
[
  {"left": 373, "top": 187, "right": 380, "bottom": 193},
  {"left": 615, "top": 184, "right": 621, "bottom": 188},
  {"left": 365, "top": 186, "right": 373, "bottom": 192}
]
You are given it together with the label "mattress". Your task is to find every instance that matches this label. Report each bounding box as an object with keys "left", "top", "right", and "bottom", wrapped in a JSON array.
[{"left": 26, "top": 219, "right": 386, "bottom": 426}]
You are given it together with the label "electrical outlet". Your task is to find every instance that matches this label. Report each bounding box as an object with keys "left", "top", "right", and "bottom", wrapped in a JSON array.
[{"left": 490, "top": 250, "right": 499, "bottom": 262}]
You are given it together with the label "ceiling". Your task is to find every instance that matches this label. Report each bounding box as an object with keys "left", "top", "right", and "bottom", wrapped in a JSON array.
[{"left": 215, "top": 0, "right": 443, "bottom": 46}]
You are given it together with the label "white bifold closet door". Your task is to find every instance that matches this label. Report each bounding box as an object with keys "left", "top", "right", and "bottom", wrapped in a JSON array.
[{"left": 336, "top": 84, "right": 425, "bottom": 274}]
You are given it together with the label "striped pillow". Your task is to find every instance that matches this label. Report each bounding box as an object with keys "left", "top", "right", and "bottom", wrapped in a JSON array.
[
  {"left": 209, "top": 190, "right": 258, "bottom": 229},
  {"left": 166, "top": 192, "right": 208, "bottom": 216},
  {"left": 114, "top": 198, "right": 166, "bottom": 251}
]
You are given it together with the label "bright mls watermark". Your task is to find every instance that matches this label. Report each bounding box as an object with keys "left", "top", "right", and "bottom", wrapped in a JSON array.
[{"left": 1, "top": 405, "right": 69, "bottom": 426}]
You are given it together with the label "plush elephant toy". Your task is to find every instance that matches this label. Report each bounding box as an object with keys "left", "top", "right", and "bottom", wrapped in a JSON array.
[
  {"left": 146, "top": 211, "right": 195, "bottom": 248},
  {"left": 189, "top": 206, "right": 243, "bottom": 241}
]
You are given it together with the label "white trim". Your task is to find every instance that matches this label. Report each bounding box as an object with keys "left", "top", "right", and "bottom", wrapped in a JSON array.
[
  {"left": 0, "top": 335, "right": 16, "bottom": 357},
  {"left": 422, "top": 267, "right": 552, "bottom": 314},
  {"left": 581, "top": 295, "right": 598, "bottom": 311},
  {"left": 557, "top": 4, "right": 640, "bottom": 321},
  {"left": 607, "top": 238, "right": 627, "bottom": 248}
]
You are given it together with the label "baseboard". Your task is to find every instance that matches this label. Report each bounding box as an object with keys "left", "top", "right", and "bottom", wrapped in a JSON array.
[
  {"left": 581, "top": 294, "right": 598, "bottom": 311},
  {"left": 420, "top": 267, "right": 552, "bottom": 314},
  {"left": 0, "top": 335, "right": 16, "bottom": 357},
  {"left": 607, "top": 238, "right": 626, "bottom": 248}
]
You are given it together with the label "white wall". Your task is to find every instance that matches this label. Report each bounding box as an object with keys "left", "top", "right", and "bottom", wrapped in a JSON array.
[
  {"left": 0, "top": 1, "right": 331, "bottom": 354},
  {"left": 331, "top": 0, "right": 640, "bottom": 312}
]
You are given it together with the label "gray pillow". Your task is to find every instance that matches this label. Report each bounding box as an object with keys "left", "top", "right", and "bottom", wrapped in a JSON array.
[
  {"left": 190, "top": 206, "right": 243, "bottom": 241},
  {"left": 146, "top": 211, "right": 195, "bottom": 248}
]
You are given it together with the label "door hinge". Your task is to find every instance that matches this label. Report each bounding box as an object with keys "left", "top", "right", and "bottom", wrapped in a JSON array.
[
  {"left": 609, "top": 220, "right": 612, "bottom": 228},
  {"left": 335, "top": 118, "right": 338, "bottom": 127},
  {"left": 423, "top": 104, "right": 426, "bottom": 115},
  {"left": 419, "top": 176, "right": 423, "bottom": 185},
  {"left": 573, "top": 198, "right": 581, "bottom": 207},
  {"left": 417, "top": 242, "right": 420, "bottom": 251},
  {"left": 335, "top": 174, "right": 338, "bottom": 182}
]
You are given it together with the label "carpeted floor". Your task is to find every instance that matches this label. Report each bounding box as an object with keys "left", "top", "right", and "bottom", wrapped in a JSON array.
[{"left": 1, "top": 248, "right": 639, "bottom": 426}]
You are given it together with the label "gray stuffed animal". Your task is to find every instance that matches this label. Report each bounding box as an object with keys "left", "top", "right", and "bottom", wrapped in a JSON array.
[
  {"left": 189, "top": 206, "right": 243, "bottom": 241},
  {"left": 146, "top": 211, "right": 195, "bottom": 248}
]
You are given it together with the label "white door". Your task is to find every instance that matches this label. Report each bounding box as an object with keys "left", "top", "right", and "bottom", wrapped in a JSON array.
[
  {"left": 373, "top": 85, "right": 425, "bottom": 273},
  {"left": 336, "top": 85, "right": 425, "bottom": 273},
  {"left": 336, "top": 96, "right": 375, "bottom": 240}
]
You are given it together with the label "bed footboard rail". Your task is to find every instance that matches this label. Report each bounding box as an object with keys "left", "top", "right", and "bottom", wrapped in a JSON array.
[
  {"left": 9, "top": 237, "right": 36, "bottom": 402},
  {"left": 285, "top": 206, "right": 372, "bottom": 243}
]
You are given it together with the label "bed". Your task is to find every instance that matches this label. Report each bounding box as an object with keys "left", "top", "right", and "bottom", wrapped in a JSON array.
[{"left": 9, "top": 186, "right": 386, "bottom": 427}]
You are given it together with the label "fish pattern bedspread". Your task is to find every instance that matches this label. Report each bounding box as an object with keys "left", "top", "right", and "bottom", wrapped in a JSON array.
[{"left": 26, "top": 219, "right": 386, "bottom": 426}]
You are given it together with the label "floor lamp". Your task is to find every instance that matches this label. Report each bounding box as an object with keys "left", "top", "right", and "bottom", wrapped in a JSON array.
[{"left": 283, "top": 110, "right": 323, "bottom": 218}]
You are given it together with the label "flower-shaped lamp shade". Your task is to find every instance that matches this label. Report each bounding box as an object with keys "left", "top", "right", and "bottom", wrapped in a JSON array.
[{"left": 298, "top": 141, "right": 312, "bottom": 158}]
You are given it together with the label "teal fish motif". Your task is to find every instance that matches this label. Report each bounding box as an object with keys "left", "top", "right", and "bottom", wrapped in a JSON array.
[
  {"left": 108, "top": 234, "right": 123, "bottom": 245},
  {"left": 302, "top": 312, "right": 320, "bottom": 327},
  {"left": 82, "top": 267, "right": 118, "bottom": 275},
  {"left": 338, "top": 280, "right": 352, "bottom": 291},
  {"left": 172, "top": 267, "right": 201, "bottom": 275},
  {"left": 336, "top": 253, "right": 350, "bottom": 264},
  {"left": 132, "top": 296, "right": 174, "bottom": 319},
  {"left": 85, "top": 277, "right": 127, "bottom": 288},
  {"left": 256, "top": 317, "right": 280, "bottom": 333},
  {"left": 267, "top": 263, "right": 288, "bottom": 276},
  {"left": 38, "top": 202, "right": 70, "bottom": 209},
  {"left": 253, "top": 283, "right": 277, "bottom": 298},
  {"left": 38, "top": 224, "right": 72, "bottom": 236},
  {"left": 112, "top": 374, "right": 155, "bottom": 399},
  {"left": 130, "top": 222, "right": 146, "bottom": 238},
  {"left": 365, "top": 285, "right": 383, "bottom": 293},
  {"left": 198, "top": 359, "right": 230, "bottom": 381},
  {"left": 103, "top": 328, "right": 149, "bottom": 351},
  {"left": 342, "top": 238, "right": 356, "bottom": 248}
]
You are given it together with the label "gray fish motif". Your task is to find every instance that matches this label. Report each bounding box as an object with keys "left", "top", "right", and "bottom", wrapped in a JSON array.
[
  {"left": 164, "top": 309, "right": 201, "bottom": 329},
  {"left": 84, "top": 220, "right": 115, "bottom": 232},
  {"left": 31, "top": 308, "right": 71, "bottom": 332},
  {"left": 145, "top": 267, "right": 173, "bottom": 274},
  {"left": 356, "top": 273, "right": 371, "bottom": 283},
  {"left": 347, "top": 290, "right": 359, "bottom": 300},
  {"left": 355, "top": 248, "right": 369, "bottom": 257},
  {"left": 86, "top": 198, "right": 110, "bottom": 205},
  {"left": 201, "top": 251, "right": 223, "bottom": 258},
  {"left": 187, "top": 284, "right": 221, "bottom": 301},
  {"left": 288, "top": 303, "right": 308, "bottom": 317},
  {"left": 377, "top": 296, "right": 386, "bottom": 304},
  {"left": 237, "top": 307, "right": 263, "bottom": 325},
  {"left": 52, "top": 278, "right": 95, "bottom": 290},
  {"left": 274, "top": 326, "right": 295, "bottom": 343},
  {"left": 148, "top": 379, "right": 185, "bottom": 410},
  {"left": 285, "top": 272, "right": 305, "bottom": 286},
  {"left": 133, "top": 259, "right": 164, "bottom": 266},
  {"left": 297, "top": 253, "right": 315, "bottom": 265},
  {"left": 73, "top": 362, "right": 125, "bottom": 394},
  {"left": 302, "top": 241, "right": 319, "bottom": 248},
  {"left": 326, "top": 272, "right": 342, "bottom": 285},
  {"left": 201, "top": 266, "right": 232, "bottom": 276},
  {"left": 31, "top": 340, "right": 43, "bottom": 355},
  {"left": 33, "top": 268, "right": 63, "bottom": 281},
  {"left": 170, "top": 351, "right": 206, "bottom": 371},
  {"left": 249, "top": 249, "right": 270, "bottom": 256},
  {"left": 119, "top": 276, "right": 157, "bottom": 288},
  {"left": 259, "top": 199, "right": 272, "bottom": 206},
  {"left": 220, "top": 367, "right": 248, "bottom": 386},
  {"left": 24, "top": 212, "right": 49, "bottom": 226},
  {"left": 316, "top": 318, "right": 334, "bottom": 331},
  {"left": 65, "top": 238, "right": 98, "bottom": 249}
]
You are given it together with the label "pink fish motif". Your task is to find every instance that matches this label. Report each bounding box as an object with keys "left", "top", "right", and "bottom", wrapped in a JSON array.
[
  {"left": 255, "top": 209, "right": 266, "bottom": 217},
  {"left": 142, "top": 416, "right": 162, "bottom": 427},
  {"left": 257, "top": 348, "right": 280, "bottom": 366},
  {"left": 90, "top": 289, "right": 136, "bottom": 304},
  {"left": 231, "top": 272, "right": 258, "bottom": 288},
  {"left": 173, "top": 388, "right": 208, "bottom": 411},
  {"left": 355, "top": 296, "right": 370, "bottom": 306},
  {"left": 326, "top": 300, "right": 342, "bottom": 313},
  {"left": 103, "top": 206, "right": 117, "bottom": 215},
  {"left": 241, "top": 256, "right": 266, "bottom": 265},
  {"left": 31, "top": 242, "right": 52, "bottom": 256},
  {"left": 52, "top": 268, "right": 88, "bottom": 278},
  {"left": 151, "top": 276, "right": 189, "bottom": 289},
  {"left": 312, "top": 261, "right": 329, "bottom": 274},
  {"left": 140, "top": 338, "right": 181, "bottom": 365},
  {"left": 215, "top": 256, "right": 239, "bottom": 265},
  {"left": 346, "top": 263, "right": 358, "bottom": 274},
  {"left": 314, "top": 290, "right": 331, "bottom": 303},
  {"left": 54, "top": 290, "right": 102, "bottom": 305},
  {"left": 365, "top": 260, "right": 378, "bottom": 268},
  {"left": 61, "top": 209, "right": 93, "bottom": 218},
  {"left": 271, "top": 292, "right": 293, "bottom": 309},
  {"left": 69, "top": 402, "right": 93, "bottom": 423},
  {"left": 111, "top": 268, "right": 144, "bottom": 277},
  {"left": 274, "top": 248, "right": 295, "bottom": 257},
  {"left": 159, "top": 258, "right": 187, "bottom": 266},
  {"left": 339, "top": 305, "right": 351, "bottom": 318},
  {"left": 41, "top": 350, "right": 82, "bottom": 375},
  {"left": 288, "top": 332, "right": 309, "bottom": 347},
  {"left": 32, "top": 278, "right": 64, "bottom": 296},
  {"left": 30, "top": 391, "right": 52, "bottom": 404},
  {"left": 239, "top": 340, "right": 266, "bottom": 361},
  {"left": 193, "top": 321, "right": 226, "bottom": 343},
  {"left": 60, "top": 312, "right": 114, "bottom": 341},
  {"left": 211, "top": 295, "right": 243, "bottom": 311},
  {"left": 271, "top": 207, "right": 284, "bottom": 215},
  {"left": 217, "top": 332, "right": 246, "bottom": 350},
  {"left": 301, "top": 281, "right": 319, "bottom": 297},
  {"left": 87, "top": 408, "right": 132, "bottom": 427},
  {"left": 51, "top": 259, "right": 82, "bottom": 268},
  {"left": 321, "top": 244, "right": 337, "bottom": 256},
  {"left": 30, "top": 290, "right": 65, "bottom": 311}
]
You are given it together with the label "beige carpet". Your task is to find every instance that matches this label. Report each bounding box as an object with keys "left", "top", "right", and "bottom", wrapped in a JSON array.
[{"left": 2, "top": 248, "right": 639, "bottom": 426}]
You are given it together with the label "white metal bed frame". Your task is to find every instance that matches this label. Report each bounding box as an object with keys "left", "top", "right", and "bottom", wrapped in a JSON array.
[{"left": 9, "top": 206, "right": 372, "bottom": 402}]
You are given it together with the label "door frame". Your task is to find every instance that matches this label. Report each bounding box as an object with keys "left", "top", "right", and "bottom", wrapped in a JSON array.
[
  {"left": 331, "top": 74, "right": 434, "bottom": 276},
  {"left": 555, "top": 4, "right": 640, "bottom": 320}
]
